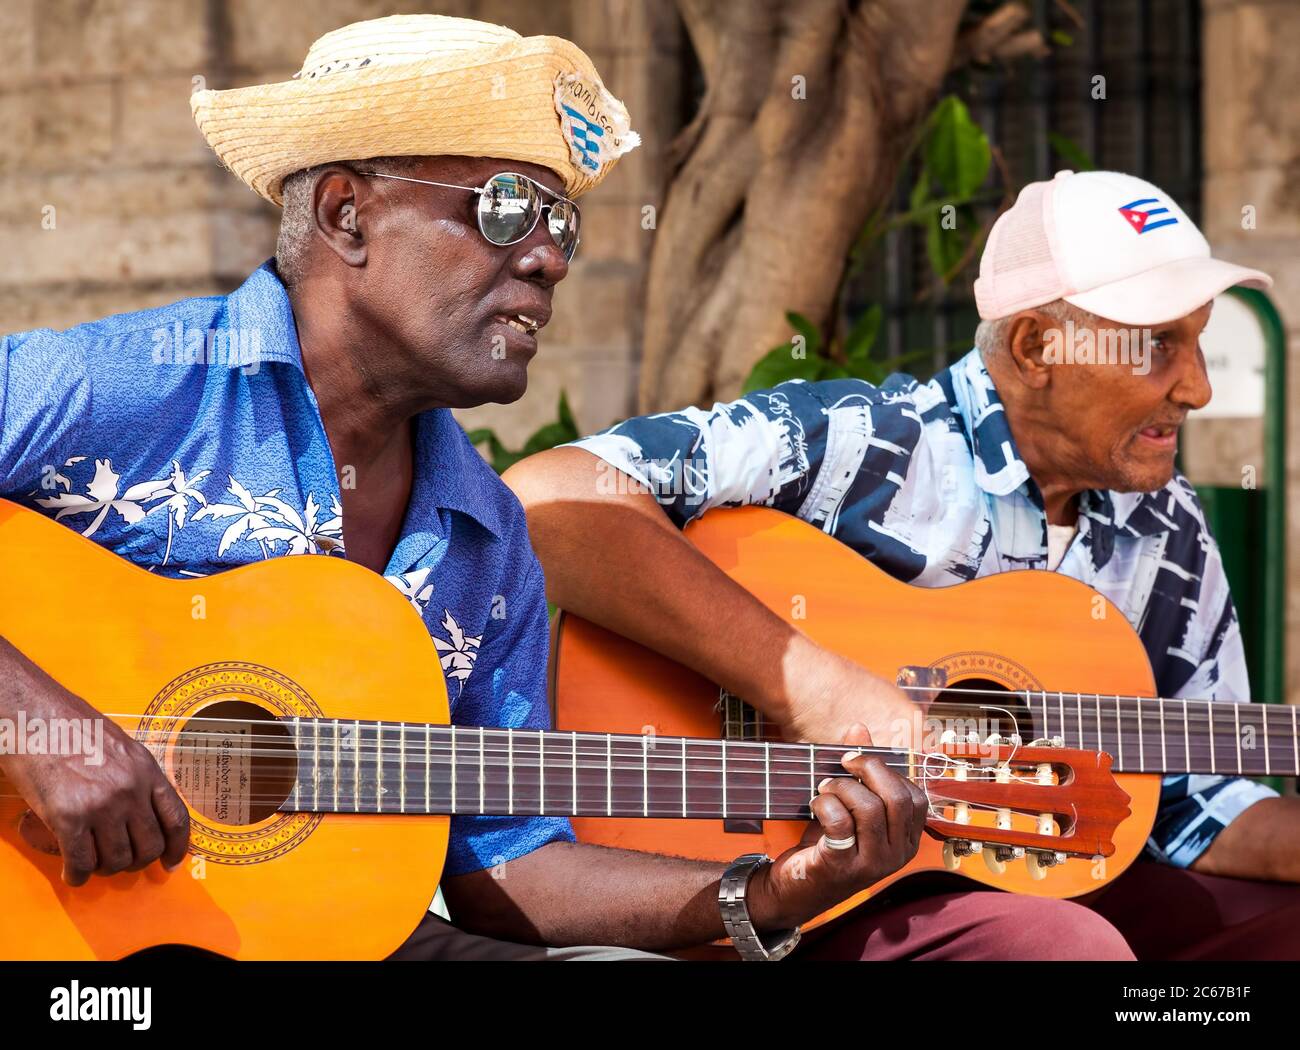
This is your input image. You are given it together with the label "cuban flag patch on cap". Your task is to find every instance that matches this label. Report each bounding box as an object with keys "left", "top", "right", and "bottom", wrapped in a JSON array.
[{"left": 1118, "top": 197, "right": 1179, "bottom": 234}]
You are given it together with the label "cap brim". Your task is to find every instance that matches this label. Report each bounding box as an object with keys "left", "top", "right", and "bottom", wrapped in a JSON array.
[{"left": 1064, "top": 256, "right": 1272, "bottom": 327}]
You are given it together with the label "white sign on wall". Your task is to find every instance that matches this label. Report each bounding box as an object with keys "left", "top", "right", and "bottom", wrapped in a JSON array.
[{"left": 1195, "top": 292, "right": 1267, "bottom": 420}]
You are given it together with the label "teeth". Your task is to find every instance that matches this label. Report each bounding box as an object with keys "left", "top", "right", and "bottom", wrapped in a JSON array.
[{"left": 502, "top": 314, "right": 539, "bottom": 335}]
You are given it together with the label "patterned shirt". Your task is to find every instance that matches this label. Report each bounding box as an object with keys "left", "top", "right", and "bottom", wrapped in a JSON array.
[
  {"left": 570, "top": 349, "right": 1276, "bottom": 867},
  {"left": 0, "top": 260, "right": 574, "bottom": 878}
]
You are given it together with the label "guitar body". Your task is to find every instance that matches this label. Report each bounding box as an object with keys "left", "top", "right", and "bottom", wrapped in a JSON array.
[
  {"left": 0, "top": 501, "right": 448, "bottom": 960},
  {"left": 554, "top": 506, "right": 1161, "bottom": 925}
]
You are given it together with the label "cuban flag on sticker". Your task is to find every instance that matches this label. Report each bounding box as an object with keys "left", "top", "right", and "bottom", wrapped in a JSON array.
[{"left": 1118, "top": 197, "right": 1179, "bottom": 234}]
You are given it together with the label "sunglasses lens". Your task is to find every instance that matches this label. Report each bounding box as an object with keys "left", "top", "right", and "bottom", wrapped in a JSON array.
[
  {"left": 478, "top": 174, "right": 539, "bottom": 245},
  {"left": 547, "top": 200, "right": 580, "bottom": 261}
]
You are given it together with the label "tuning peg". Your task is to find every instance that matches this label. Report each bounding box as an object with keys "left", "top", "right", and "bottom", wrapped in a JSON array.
[
  {"left": 983, "top": 844, "right": 1022, "bottom": 875},
  {"left": 1025, "top": 849, "right": 1069, "bottom": 880},
  {"left": 942, "top": 838, "right": 981, "bottom": 871}
]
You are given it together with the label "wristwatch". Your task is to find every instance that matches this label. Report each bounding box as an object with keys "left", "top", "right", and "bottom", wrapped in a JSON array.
[{"left": 718, "top": 853, "right": 802, "bottom": 961}]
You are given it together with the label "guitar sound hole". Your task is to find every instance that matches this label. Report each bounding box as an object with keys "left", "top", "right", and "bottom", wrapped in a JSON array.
[
  {"left": 927, "top": 678, "right": 1031, "bottom": 746},
  {"left": 172, "top": 700, "right": 297, "bottom": 825}
]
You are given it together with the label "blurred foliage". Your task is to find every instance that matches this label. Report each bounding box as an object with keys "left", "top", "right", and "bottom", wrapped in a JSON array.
[
  {"left": 745, "top": 93, "right": 1093, "bottom": 393},
  {"left": 466, "top": 391, "right": 579, "bottom": 474}
]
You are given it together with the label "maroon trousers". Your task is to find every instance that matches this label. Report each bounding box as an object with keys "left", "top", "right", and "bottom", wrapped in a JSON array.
[{"left": 792, "top": 861, "right": 1300, "bottom": 961}]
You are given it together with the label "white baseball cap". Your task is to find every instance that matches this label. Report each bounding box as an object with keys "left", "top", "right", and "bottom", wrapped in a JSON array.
[{"left": 974, "top": 170, "right": 1272, "bottom": 326}]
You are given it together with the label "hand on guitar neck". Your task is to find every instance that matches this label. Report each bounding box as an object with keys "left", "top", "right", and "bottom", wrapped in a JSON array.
[{"left": 0, "top": 637, "right": 190, "bottom": 885}]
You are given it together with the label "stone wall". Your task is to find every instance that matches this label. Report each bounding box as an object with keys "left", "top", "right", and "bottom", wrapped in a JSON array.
[
  {"left": 0, "top": 0, "right": 682, "bottom": 442},
  {"left": 1201, "top": 0, "right": 1300, "bottom": 702}
]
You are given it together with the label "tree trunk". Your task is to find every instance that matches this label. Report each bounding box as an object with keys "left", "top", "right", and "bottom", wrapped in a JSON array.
[{"left": 638, "top": 0, "right": 970, "bottom": 411}]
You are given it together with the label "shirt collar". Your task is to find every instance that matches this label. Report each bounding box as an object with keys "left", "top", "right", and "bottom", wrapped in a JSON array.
[
  {"left": 224, "top": 259, "right": 306, "bottom": 371},
  {"left": 225, "top": 260, "right": 506, "bottom": 540}
]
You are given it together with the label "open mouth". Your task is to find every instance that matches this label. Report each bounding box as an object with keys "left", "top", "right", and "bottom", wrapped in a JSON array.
[
  {"left": 1137, "top": 423, "right": 1179, "bottom": 446},
  {"left": 496, "top": 313, "right": 541, "bottom": 337}
]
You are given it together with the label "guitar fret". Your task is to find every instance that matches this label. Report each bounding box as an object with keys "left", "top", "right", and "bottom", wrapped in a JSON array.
[
  {"left": 764, "top": 742, "right": 771, "bottom": 819},
  {"left": 399, "top": 722, "right": 407, "bottom": 814},
  {"left": 507, "top": 728, "right": 514, "bottom": 816},
  {"left": 539, "top": 729, "right": 546, "bottom": 815},
  {"left": 606, "top": 733, "right": 612, "bottom": 817},
  {"left": 1182, "top": 701, "right": 1190, "bottom": 774},
  {"left": 681, "top": 738, "right": 688, "bottom": 817},
  {"left": 1114, "top": 696, "right": 1123, "bottom": 769},
  {"left": 1077, "top": 694, "right": 1083, "bottom": 751},
  {"left": 479, "top": 728, "right": 485, "bottom": 815},
  {"left": 1058, "top": 693, "right": 1066, "bottom": 745},
  {"left": 642, "top": 735, "right": 649, "bottom": 818},
  {"left": 352, "top": 719, "right": 360, "bottom": 811},
  {"left": 722, "top": 740, "right": 728, "bottom": 818},
  {"left": 1201, "top": 701, "right": 1211, "bottom": 774},
  {"left": 1096, "top": 694, "right": 1103, "bottom": 759},
  {"left": 333, "top": 719, "right": 341, "bottom": 813},
  {"left": 1040, "top": 691, "right": 1048, "bottom": 738},
  {"left": 572, "top": 732, "right": 578, "bottom": 815},
  {"left": 1159, "top": 697, "right": 1167, "bottom": 771},
  {"left": 447, "top": 725, "right": 454, "bottom": 814},
  {"left": 1263, "top": 705, "right": 1271, "bottom": 776},
  {"left": 313, "top": 719, "right": 321, "bottom": 810},
  {"left": 1293, "top": 706, "right": 1298, "bottom": 776},
  {"left": 1137, "top": 695, "right": 1145, "bottom": 772},
  {"left": 808, "top": 744, "right": 816, "bottom": 802},
  {"left": 375, "top": 722, "right": 384, "bottom": 813},
  {"left": 293, "top": 717, "right": 301, "bottom": 810}
]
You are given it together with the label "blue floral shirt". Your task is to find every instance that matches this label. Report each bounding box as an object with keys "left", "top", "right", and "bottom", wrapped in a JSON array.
[
  {"left": 571, "top": 350, "right": 1276, "bottom": 867},
  {"left": 0, "top": 260, "right": 574, "bottom": 878}
]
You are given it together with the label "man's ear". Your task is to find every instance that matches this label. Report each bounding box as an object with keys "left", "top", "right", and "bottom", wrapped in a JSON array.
[
  {"left": 311, "top": 168, "right": 368, "bottom": 268},
  {"left": 1006, "top": 310, "right": 1055, "bottom": 390}
]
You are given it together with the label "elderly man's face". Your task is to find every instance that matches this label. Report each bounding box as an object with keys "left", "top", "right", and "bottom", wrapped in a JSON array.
[
  {"left": 1031, "top": 303, "right": 1214, "bottom": 494},
  {"left": 354, "top": 155, "right": 570, "bottom": 408}
]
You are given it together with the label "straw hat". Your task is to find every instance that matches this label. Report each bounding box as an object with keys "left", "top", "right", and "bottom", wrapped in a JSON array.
[{"left": 191, "top": 14, "right": 640, "bottom": 206}]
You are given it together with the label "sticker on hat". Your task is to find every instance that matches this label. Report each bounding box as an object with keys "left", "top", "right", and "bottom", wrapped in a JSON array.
[
  {"left": 554, "top": 72, "right": 640, "bottom": 176},
  {"left": 1117, "top": 197, "right": 1179, "bottom": 235}
]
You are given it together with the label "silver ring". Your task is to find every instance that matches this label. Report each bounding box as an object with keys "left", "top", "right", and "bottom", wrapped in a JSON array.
[{"left": 822, "top": 834, "right": 857, "bottom": 851}]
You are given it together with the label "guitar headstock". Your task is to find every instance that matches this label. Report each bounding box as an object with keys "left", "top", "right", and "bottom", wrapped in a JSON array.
[{"left": 915, "top": 742, "right": 1130, "bottom": 879}]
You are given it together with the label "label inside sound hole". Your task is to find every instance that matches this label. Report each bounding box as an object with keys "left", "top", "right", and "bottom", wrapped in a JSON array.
[{"left": 175, "top": 721, "right": 253, "bottom": 826}]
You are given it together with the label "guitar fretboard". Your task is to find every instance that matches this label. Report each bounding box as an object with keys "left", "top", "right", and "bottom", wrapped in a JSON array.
[
  {"left": 975, "top": 692, "right": 1298, "bottom": 778},
  {"left": 282, "top": 720, "right": 909, "bottom": 819}
]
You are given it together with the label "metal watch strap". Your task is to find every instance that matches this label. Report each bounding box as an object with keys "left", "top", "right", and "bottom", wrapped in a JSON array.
[{"left": 718, "top": 853, "right": 801, "bottom": 961}]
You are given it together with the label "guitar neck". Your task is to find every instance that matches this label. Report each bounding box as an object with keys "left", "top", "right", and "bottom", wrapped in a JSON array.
[
  {"left": 281, "top": 720, "right": 907, "bottom": 820},
  {"left": 1003, "top": 692, "right": 1298, "bottom": 778}
]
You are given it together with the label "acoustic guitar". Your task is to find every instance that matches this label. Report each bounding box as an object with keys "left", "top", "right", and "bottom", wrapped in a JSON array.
[
  {"left": 553, "top": 505, "right": 1294, "bottom": 929},
  {"left": 0, "top": 498, "right": 1123, "bottom": 960}
]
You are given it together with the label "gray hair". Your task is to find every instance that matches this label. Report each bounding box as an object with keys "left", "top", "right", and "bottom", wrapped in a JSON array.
[
  {"left": 975, "top": 299, "right": 1107, "bottom": 359},
  {"left": 275, "top": 154, "right": 428, "bottom": 289}
]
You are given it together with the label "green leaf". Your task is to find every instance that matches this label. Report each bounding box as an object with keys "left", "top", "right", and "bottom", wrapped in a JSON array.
[
  {"left": 926, "top": 210, "right": 962, "bottom": 281},
  {"left": 742, "top": 342, "right": 825, "bottom": 393},
  {"left": 556, "top": 390, "right": 578, "bottom": 437},
  {"left": 925, "top": 96, "right": 991, "bottom": 200},
  {"left": 844, "top": 304, "right": 883, "bottom": 362},
  {"left": 784, "top": 310, "right": 823, "bottom": 356},
  {"left": 1050, "top": 29, "right": 1074, "bottom": 47},
  {"left": 1047, "top": 132, "right": 1097, "bottom": 172}
]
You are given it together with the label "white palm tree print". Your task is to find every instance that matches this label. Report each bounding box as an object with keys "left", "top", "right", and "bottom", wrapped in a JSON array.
[
  {"left": 154, "top": 461, "right": 211, "bottom": 565},
  {"left": 35, "top": 458, "right": 171, "bottom": 538},
  {"left": 432, "top": 609, "right": 482, "bottom": 693},
  {"left": 245, "top": 492, "right": 344, "bottom": 556},
  {"left": 389, "top": 567, "right": 434, "bottom": 615},
  {"left": 191, "top": 476, "right": 279, "bottom": 557}
]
